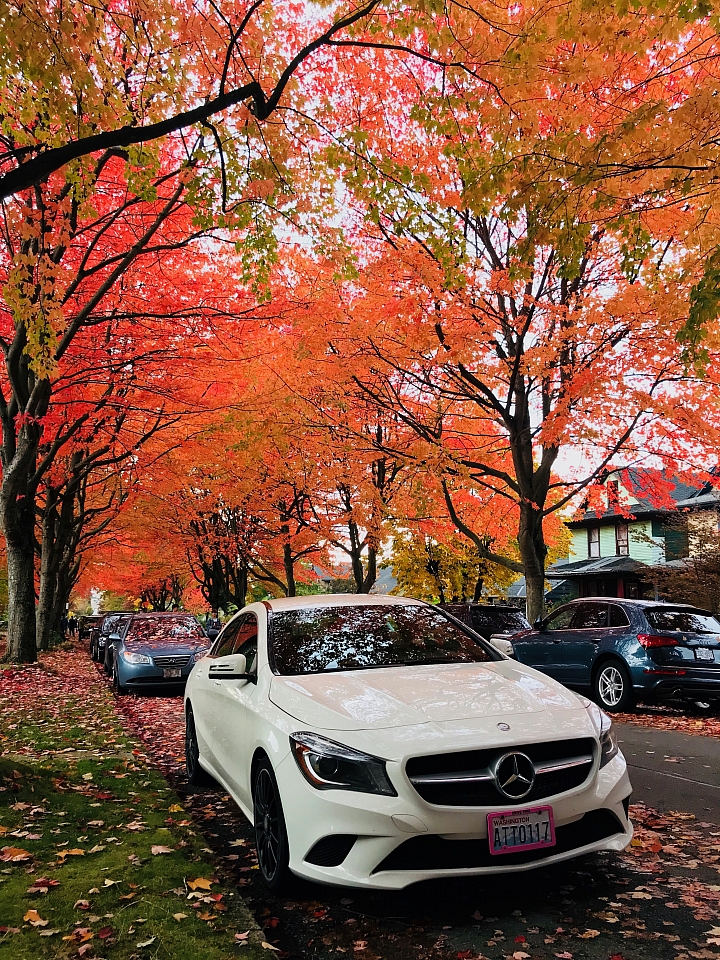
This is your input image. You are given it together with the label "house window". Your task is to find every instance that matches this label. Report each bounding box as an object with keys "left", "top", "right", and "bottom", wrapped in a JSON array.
[
  {"left": 607, "top": 480, "right": 619, "bottom": 512},
  {"left": 616, "top": 523, "right": 629, "bottom": 556},
  {"left": 588, "top": 527, "right": 600, "bottom": 558}
]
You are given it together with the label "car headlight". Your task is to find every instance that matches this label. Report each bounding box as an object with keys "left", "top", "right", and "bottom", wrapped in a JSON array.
[
  {"left": 122, "top": 651, "right": 152, "bottom": 665},
  {"left": 599, "top": 712, "right": 619, "bottom": 767},
  {"left": 290, "top": 732, "right": 397, "bottom": 796},
  {"left": 585, "top": 701, "right": 618, "bottom": 768},
  {"left": 193, "top": 649, "right": 209, "bottom": 662}
]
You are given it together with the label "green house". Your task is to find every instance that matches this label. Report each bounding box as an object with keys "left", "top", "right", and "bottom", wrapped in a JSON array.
[{"left": 546, "top": 469, "right": 719, "bottom": 600}]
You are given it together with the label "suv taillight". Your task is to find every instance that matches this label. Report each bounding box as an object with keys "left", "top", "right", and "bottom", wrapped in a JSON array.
[{"left": 638, "top": 634, "right": 679, "bottom": 649}]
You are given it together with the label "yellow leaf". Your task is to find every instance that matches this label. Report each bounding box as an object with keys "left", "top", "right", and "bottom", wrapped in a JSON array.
[
  {"left": 187, "top": 878, "right": 213, "bottom": 891},
  {"left": 173, "top": 913, "right": 187, "bottom": 922},
  {"left": 23, "top": 909, "right": 48, "bottom": 927},
  {"left": 168, "top": 804, "right": 183, "bottom": 813},
  {"left": 262, "top": 943, "right": 280, "bottom": 951}
]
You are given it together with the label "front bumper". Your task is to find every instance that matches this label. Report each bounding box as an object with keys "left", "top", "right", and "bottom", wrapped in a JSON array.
[
  {"left": 274, "top": 750, "right": 632, "bottom": 890},
  {"left": 117, "top": 659, "right": 196, "bottom": 689}
]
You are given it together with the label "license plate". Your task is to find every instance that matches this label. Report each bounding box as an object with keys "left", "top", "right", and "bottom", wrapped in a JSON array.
[
  {"left": 488, "top": 806, "right": 555, "bottom": 856},
  {"left": 695, "top": 647, "right": 715, "bottom": 661},
  {"left": 163, "top": 668, "right": 182, "bottom": 678}
]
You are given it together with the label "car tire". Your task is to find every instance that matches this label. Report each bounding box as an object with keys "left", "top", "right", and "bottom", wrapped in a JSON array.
[
  {"left": 89, "top": 640, "right": 96, "bottom": 662},
  {"left": 594, "top": 660, "right": 634, "bottom": 712},
  {"left": 253, "top": 758, "right": 290, "bottom": 892},
  {"left": 185, "top": 707, "right": 215, "bottom": 787},
  {"left": 112, "top": 663, "right": 128, "bottom": 696},
  {"left": 103, "top": 650, "right": 112, "bottom": 676}
]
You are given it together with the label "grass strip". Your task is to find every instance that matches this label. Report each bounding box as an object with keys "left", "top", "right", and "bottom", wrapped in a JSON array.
[{"left": 0, "top": 650, "right": 265, "bottom": 960}]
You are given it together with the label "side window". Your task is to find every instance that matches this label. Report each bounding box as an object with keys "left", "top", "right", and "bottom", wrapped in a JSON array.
[
  {"left": 608, "top": 604, "right": 630, "bottom": 627},
  {"left": 233, "top": 614, "right": 259, "bottom": 674},
  {"left": 570, "top": 603, "right": 608, "bottom": 630},
  {"left": 212, "top": 619, "right": 242, "bottom": 658},
  {"left": 544, "top": 607, "right": 575, "bottom": 630}
]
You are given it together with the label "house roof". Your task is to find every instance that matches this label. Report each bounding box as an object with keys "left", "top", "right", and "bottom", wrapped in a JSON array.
[
  {"left": 545, "top": 556, "right": 650, "bottom": 579},
  {"left": 568, "top": 467, "right": 718, "bottom": 529}
]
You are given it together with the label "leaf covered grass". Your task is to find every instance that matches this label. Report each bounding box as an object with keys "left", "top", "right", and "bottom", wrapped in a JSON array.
[{"left": 0, "top": 651, "right": 264, "bottom": 959}]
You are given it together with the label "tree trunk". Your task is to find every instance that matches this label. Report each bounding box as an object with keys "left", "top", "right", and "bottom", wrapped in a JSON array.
[
  {"left": 36, "top": 564, "right": 57, "bottom": 652},
  {"left": 518, "top": 501, "right": 547, "bottom": 623},
  {"left": 3, "top": 499, "right": 38, "bottom": 662},
  {"left": 283, "top": 541, "right": 296, "bottom": 597},
  {"left": 360, "top": 545, "right": 377, "bottom": 593}
]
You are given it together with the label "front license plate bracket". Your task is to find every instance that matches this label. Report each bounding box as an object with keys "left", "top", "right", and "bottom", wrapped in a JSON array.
[
  {"left": 487, "top": 805, "right": 556, "bottom": 856},
  {"left": 163, "top": 668, "right": 182, "bottom": 678}
]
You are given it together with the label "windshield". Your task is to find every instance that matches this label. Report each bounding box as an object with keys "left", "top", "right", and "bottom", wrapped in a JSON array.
[
  {"left": 126, "top": 617, "right": 205, "bottom": 644},
  {"left": 101, "top": 614, "right": 129, "bottom": 636},
  {"left": 470, "top": 608, "right": 529, "bottom": 636},
  {"left": 271, "top": 604, "right": 496, "bottom": 676},
  {"left": 645, "top": 609, "right": 720, "bottom": 634}
]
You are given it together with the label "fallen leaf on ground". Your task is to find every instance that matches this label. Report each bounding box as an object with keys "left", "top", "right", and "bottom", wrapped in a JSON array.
[
  {"left": 173, "top": 913, "right": 187, "bottom": 921},
  {"left": 262, "top": 943, "right": 280, "bottom": 951},
  {"left": 23, "top": 910, "right": 48, "bottom": 927},
  {"left": 168, "top": 804, "right": 183, "bottom": 812},
  {"left": 579, "top": 929, "right": 601, "bottom": 939},
  {"left": 151, "top": 845, "right": 174, "bottom": 855},
  {"left": 187, "top": 877, "right": 213, "bottom": 891},
  {"left": 98, "top": 926, "right": 114, "bottom": 940},
  {"left": 1, "top": 846, "right": 31, "bottom": 862}
]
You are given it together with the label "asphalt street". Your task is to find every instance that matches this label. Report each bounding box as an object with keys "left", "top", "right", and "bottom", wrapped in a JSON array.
[{"left": 615, "top": 720, "right": 720, "bottom": 823}]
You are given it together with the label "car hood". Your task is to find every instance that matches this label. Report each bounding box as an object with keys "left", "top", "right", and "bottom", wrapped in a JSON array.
[{"left": 269, "top": 660, "right": 587, "bottom": 734}]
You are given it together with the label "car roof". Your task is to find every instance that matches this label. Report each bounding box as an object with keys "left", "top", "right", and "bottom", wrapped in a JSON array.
[
  {"left": 440, "top": 602, "right": 521, "bottom": 610},
  {"left": 564, "top": 597, "right": 701, "bottom": 609},
  {"left": 263, "top": 593, "right": 424, "bottom": 613},
  {"left": 127, "top": 611, "right": 198, "bottom": 618}
]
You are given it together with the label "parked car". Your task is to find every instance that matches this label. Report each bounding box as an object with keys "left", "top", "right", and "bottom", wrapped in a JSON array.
[
  {"left": 512, "top": 598, "right": 720, "bottom": 713},
  {"left": 90, "top": 613, "right": 132, "bottom": 665},
  {"left": 80, "top": 614, "right": 104, "bottom": 642},
  {"left": 440, "top": 602, "right": 529, "bottom": 656},
  {"left": 111, "top": 613, "right": 210, "bottom": 694},
  {"left": 185, "top": 594, "right": 632, "bottom": 891}
]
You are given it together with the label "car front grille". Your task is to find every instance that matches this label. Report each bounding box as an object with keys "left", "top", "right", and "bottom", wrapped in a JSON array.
[
  {"left": 405, "top": 738, "right": 595, "bottom": 806},
  {"left": 152, "top": 655, "right": 191, "bottom": 668},
  {"left": 372, "top": 809, "right": 624, "bottom": 873}
]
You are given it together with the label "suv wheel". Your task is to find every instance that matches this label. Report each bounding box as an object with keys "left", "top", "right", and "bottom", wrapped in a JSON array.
[{"left": 594, "top": 660, "right": 634, "bottom": 712}]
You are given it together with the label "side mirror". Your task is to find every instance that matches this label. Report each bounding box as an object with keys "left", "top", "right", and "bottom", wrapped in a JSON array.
[
  {"left": 533, "top": 618, "right": 545, "bottom": 630},
  {"left": 489, "top": 635, "right": 515, "bottom": 657},
  {"left": 109, "top": 633, "right": 121, "bottom": 641},
  {"left": 208, "top": 653, "right": 255, "bottom": 682}
]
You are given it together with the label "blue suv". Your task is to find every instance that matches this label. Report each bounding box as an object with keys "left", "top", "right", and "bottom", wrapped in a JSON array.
[{"left": 512, "top": 599, "right": 720, "bottom": 713}]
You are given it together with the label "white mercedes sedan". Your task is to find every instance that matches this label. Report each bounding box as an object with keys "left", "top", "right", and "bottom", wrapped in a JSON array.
[{"left": 184, "top": 595, "right": 632, "bottom": 890}]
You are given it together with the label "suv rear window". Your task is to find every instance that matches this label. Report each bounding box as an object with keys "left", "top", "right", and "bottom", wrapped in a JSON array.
[
  {"left": 645, "top": 609, "right": 720, "bottom": 634},
  {"left": 470, "top": 608, "right": 530, "bottom": 636}
]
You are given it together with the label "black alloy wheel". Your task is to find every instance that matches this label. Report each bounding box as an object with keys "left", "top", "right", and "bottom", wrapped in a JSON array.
[
  {"left": 185, "top": 707, "right": 214, "bottom": 787},
  {"left": 253, "top": 759, "right": 289, "bottom": 891},
  {"left": 594, "top": 659, "right": 635, "bottom": 713}
]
